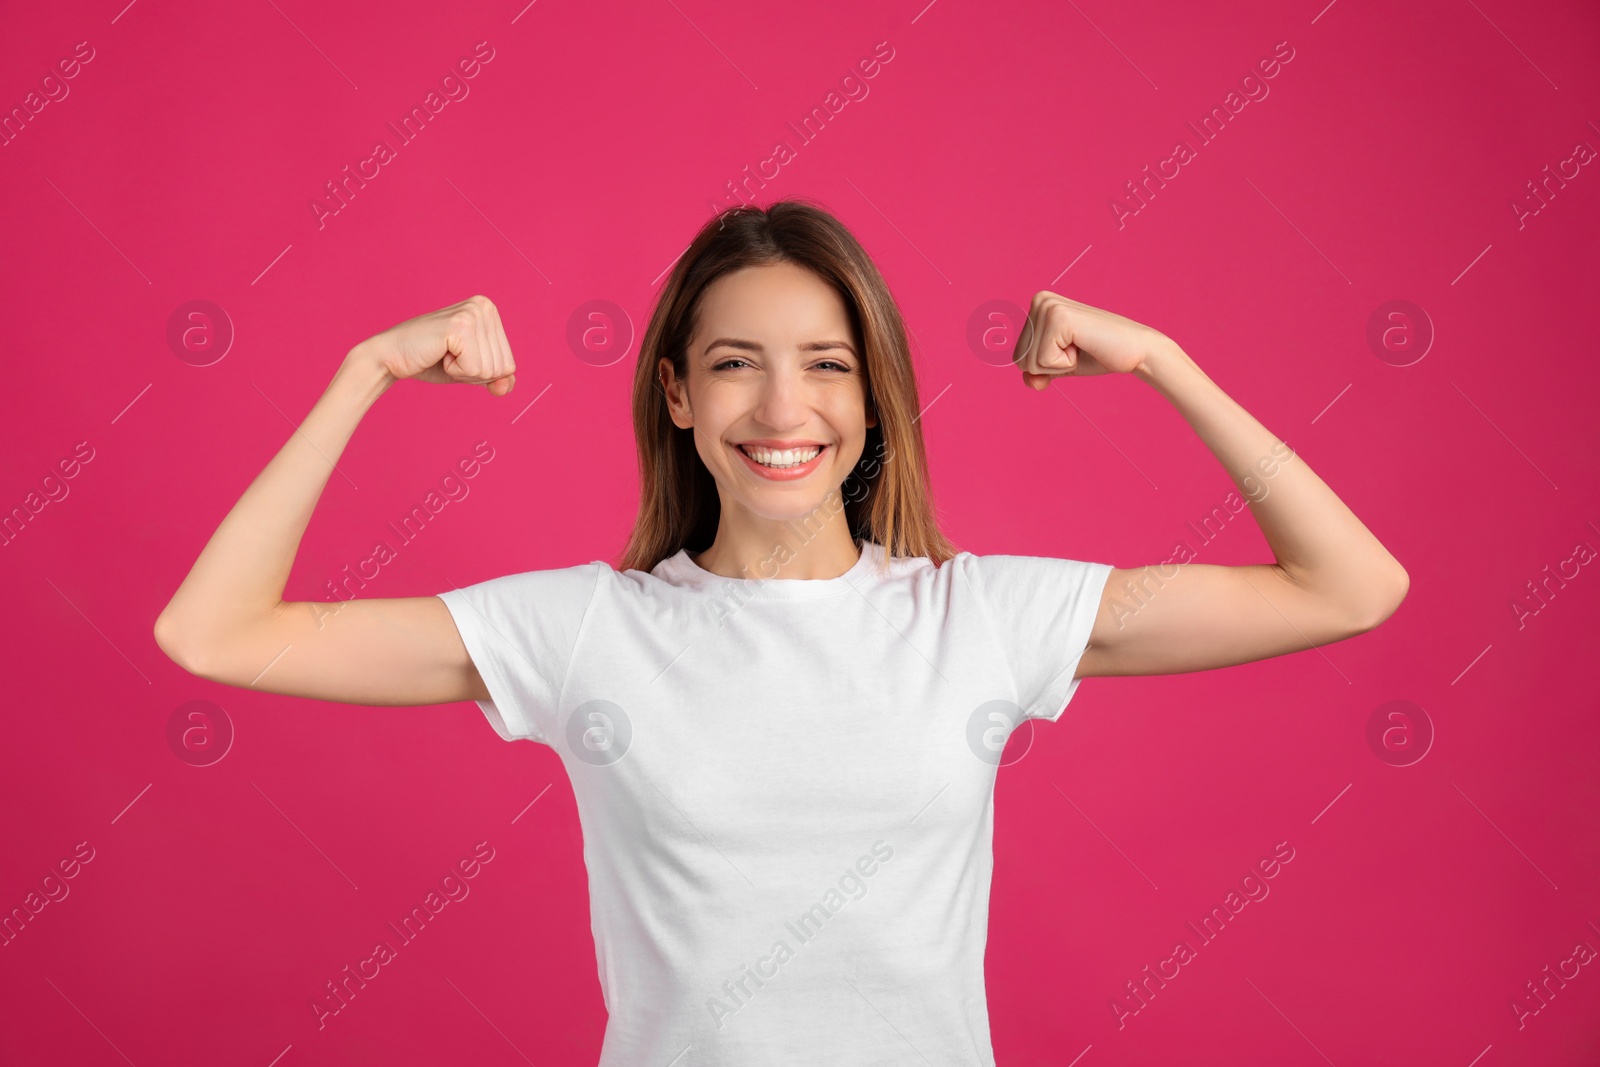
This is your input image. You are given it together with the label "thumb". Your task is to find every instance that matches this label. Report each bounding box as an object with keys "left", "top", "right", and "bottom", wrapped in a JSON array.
[{"left": 485, "top": 373, "right": 516, "bottom": 396}]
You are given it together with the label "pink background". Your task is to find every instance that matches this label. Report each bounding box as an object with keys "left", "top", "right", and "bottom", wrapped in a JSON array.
[{"left": 3, "top": 0, "right": 1599, "bottom": 1063}]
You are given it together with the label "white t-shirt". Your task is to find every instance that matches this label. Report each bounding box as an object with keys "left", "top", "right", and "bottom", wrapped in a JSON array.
[{"left": 436, "top": 539, "right": 1112, "bottom": 1066}]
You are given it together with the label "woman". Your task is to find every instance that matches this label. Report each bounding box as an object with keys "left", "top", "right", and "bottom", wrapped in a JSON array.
[{"left": 154, "top": 199, "right": 1407, "bottom": 1064}]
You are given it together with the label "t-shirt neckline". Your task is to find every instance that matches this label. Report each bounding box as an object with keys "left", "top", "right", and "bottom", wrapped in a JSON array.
[{"left": 663, "top": 539, "right": 884, "bottom": 599}]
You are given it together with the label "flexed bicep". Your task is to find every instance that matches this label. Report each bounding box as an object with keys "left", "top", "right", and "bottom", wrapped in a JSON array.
[{"left": 1076, "top": 562, "right": 1400, "bottom": 679}]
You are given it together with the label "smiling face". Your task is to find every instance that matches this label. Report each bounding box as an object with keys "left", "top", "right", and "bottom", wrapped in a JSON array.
[{"left": 660, "top": 260, "right": 878, "bottom": 528}]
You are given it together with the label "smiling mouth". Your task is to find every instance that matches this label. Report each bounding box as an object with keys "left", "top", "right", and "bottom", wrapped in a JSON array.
[{"left": 736, "top": 443, "right": 827, "bottom": 469}]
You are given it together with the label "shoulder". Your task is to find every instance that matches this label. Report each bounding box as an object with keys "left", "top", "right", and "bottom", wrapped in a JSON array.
[
  {"left": 941, "top": 550, "right": 1114, "bottom": 601},
  {"left": 440, "top": 559, "right": 609, "bottom": 610}
]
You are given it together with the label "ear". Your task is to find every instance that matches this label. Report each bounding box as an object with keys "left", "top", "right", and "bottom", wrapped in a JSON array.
[{"left": 659, "top": 357, "right": 692, "bottom": 428}]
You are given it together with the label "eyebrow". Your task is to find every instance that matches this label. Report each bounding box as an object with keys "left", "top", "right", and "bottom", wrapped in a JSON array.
[{"left": 703, "top": 337, "right": 858, "bottom": 358}]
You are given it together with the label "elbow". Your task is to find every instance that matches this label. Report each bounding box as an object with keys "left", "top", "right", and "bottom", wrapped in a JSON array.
[
  {"left": 1353, "top": 566, "right": 1409, "bottom": 633},
  {"left": 153, "top": 612, "right": 211, "bottom": 678}
]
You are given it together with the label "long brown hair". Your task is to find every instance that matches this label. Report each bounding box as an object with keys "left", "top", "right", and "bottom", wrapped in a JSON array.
[{"left": 617, "top": 198, "right": 959, "bottom": 575}]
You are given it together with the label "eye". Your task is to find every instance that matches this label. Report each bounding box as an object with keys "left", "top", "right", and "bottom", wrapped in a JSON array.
[
  {"left": 816, "top": 359, "right": 852, "bottom": 372},
  {"left": 712, "top": 358, "right": 750, "bottom": 371}
]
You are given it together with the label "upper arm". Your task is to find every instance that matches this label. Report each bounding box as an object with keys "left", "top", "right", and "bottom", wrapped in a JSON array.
[
  {"left": 1077, "top": 562, "right": 1407, "bottom": 679},
  {"left": 154, "top": 595, "right": 488, "bottom": 707}
]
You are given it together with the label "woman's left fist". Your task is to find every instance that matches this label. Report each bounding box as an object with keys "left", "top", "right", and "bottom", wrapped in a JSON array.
[{"left": 1012, "top": 291, "right": 1177, "bottom": 389}]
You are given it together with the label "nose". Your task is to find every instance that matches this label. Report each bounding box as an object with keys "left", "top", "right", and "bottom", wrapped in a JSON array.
[{"left": 751, "top": 364, "right": 811, "bottom": 432}]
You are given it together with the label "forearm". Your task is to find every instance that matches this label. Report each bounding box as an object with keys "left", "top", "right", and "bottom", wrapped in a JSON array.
[
  {"left": 155, "top": 350, "right": 394, "bottom": 652},
  {"left": 1134, "top": 344, "right": 1407, "bottom": 615}
]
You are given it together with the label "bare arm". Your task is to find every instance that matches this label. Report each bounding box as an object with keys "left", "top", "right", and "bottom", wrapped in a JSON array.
[
  {"left": 153, "top": 296, "right": 518, "bottom": 706},
  {"left": 1086, "top": 346, "right": 1407, "bottom": 677},
  {"left": 1011, "top": 291, "right": 1408, "bottom": 679}
]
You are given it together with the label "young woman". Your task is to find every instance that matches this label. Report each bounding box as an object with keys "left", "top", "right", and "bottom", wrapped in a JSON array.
[{"left": 154, "top": 200, "right": 1407, "bottom": 1065}]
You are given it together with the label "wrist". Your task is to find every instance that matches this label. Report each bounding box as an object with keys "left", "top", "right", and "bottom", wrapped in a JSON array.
[
  {"left": 1133, "top": 339, "right": 1197, "bottom": 390},
  {"left": 334, "top": 343, "right": 397, "bottom": 407}
]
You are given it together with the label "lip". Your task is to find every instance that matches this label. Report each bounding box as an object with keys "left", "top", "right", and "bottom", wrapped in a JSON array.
[
  {"left": 733, "top": 442, "right": 829, "bottom": 481},
  {"left": 737, "top": 438, "right": 826, "bottom": 448}
]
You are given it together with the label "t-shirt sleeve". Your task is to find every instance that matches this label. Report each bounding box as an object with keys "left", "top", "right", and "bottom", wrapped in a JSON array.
[
  {"left": 958, "top": 552, "right": 1115, "bottom": 723},
  {"left": 435, "top": 562, "right": 604, "bottom": 744}
]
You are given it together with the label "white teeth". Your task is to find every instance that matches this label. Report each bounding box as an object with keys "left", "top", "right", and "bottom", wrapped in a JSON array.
[{"left": 742, "top": 445, "right": 822, "bottom": 468}]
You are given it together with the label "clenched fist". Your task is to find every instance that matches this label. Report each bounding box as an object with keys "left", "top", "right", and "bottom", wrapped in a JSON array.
[
  {"left": 1012, "top": 291, "right": 1177, "bottom": 390},
  {"left": 349, "top": 295, "right": 517, "bottom": 396}
]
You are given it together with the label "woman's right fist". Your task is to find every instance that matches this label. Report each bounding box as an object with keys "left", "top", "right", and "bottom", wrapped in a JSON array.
[{"left": 351, "top": 295, "right": 517, "bottom": 395}]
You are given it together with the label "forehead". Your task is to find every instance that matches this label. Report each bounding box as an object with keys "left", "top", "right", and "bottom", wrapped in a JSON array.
[{"left": 694, "top": 262, "right": 853, "bottom": 341}]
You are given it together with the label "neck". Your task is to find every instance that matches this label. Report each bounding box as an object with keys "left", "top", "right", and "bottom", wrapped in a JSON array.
[{"left": 691, "top": 510, "right": 861, "bottom": 580}]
